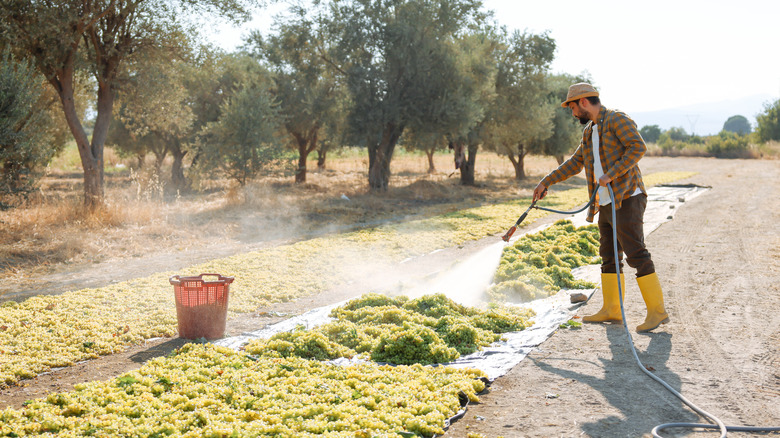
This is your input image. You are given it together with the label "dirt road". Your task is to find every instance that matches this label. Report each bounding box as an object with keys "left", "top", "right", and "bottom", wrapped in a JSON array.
[
  {"left": 442, "top": 157, "right": 780, "bottom": 437},
  {"left": 1, "top": 157, "right": 778, "bottom": 438}
]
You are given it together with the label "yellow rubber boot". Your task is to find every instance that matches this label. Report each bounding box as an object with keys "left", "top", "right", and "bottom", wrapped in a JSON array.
[
  {"left": 636, "top": 272, "right": 670, "bottom": 332},
  {"left": 583, "top": 273, "right": 625, "bottom": 323}
]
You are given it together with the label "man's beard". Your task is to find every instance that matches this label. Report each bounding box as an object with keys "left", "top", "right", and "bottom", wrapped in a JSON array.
[{"left": 578, "top": 115, "right": 589, "bottom": 125}]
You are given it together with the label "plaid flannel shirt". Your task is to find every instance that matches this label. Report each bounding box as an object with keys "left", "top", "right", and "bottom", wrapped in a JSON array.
[{"left": 541, "top": 106, "right": 647, "bottom": 222}]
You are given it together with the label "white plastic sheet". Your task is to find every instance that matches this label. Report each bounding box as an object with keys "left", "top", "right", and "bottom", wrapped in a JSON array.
[{"left": 215, "top": 184, "right": 709, "bottom": 380}]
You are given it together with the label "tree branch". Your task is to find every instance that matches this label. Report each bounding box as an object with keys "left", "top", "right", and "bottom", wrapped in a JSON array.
[{"left": 316, "top": 44, "right": 347, "bottom": 76}]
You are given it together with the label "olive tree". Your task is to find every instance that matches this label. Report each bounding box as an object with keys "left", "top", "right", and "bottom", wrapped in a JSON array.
[
  {"left": 402, "top": 30, "right": 497, "bottom": 181},
  {"left": 108, "top": 51, "right": 195, "bottom": 190},
  {"left": 0, "top": 0, "right": 259, "bottom": 209},
  {"left": 198, "top": 73, "right": 285, "bottom": 186},
  {"left": 324, "top": 0, "right": 486, "bottom": 190},
  {"left": 247, "top": 4, "right": 346, "bottom": 183},
  {"left": 481, "top": 29, "right": 556, "bottom": 180},
  {"left": 0, "top": 53, "right": 56, "bottom": 207},
  {"left": 444, "top": 30, "right": 499, "bottom": 185},
  {"left": 537, "top": 73, "right": 589, "bottom": 165}
]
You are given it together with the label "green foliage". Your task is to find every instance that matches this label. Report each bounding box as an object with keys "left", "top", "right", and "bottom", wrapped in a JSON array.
[
  {"left": 640, "top": 125, "right": 661, "bottom": 144},
  {"left": 0, "top": 0, "right": 258, "bottom": 207},
  {"left": 247, "top": 5, "right": 349, "bottom": 182},
  {"left": 656, "top": 126, "right": 705, "bottom": 156},
  {"left": 722, "top": 115, "right": 751, "bottom": 135},
  {"left": 404, "top": 30, "right": 498, "bottom": 151},
  {"left": 198, "top": 72, "right": 287, "bottom": 186},
  {"left": 489, "top": 220, "right": 600, "bottom": 302},
  {"left": 756, "top": 98, "right": 780, "bottom": 142},
  {"left": 325, "top": 0, "right": 487, "bottom": 189},
  {"left": 0, "top": 52, "right": 56, "bottom": 208},
  {"left": 706, "top": 130, "right": 756, "bottom": 158},
  {"left": 647, "top": 123, "right": 768, "bottom": 158},
  {"left": 480, "top": 28, "right": 557, "bottom": 178},
  {"left": 539, "top": 73, "right": 589, "bottom": 161},
  {"left": 662, "top": 126, "right": 689, "bottom": 142},
  {"left": 108, "top": 47, "right": 195, "bottom": 187}
]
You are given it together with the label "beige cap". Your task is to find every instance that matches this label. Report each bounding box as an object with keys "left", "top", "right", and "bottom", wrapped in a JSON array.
[{"left": 561, "top": 83, "right": 599, "bottom": 107}]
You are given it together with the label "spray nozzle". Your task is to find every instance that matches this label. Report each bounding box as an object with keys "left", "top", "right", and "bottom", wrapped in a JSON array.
[
  {"left": 502, "top": 198, "right": 539, "bottom": 242},
  {"left": 501, "top": 226, "right": 517, "bottom": 242}
]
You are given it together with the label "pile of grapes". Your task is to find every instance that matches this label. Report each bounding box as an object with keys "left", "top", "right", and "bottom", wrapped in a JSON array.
[
  {"left": 489, "top": 220, "right": 601, "bottom": 302},
  {"left": 245, "top": 293, "right": 535, "bottom": 365},
  {"left": 1, "top": 343, "right": 486, "bottom": 437}
]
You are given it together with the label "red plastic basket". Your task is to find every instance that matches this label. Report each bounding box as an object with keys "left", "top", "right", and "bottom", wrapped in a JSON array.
[{"left": 169, "top": 273, "right": 234, "bottom": 340}]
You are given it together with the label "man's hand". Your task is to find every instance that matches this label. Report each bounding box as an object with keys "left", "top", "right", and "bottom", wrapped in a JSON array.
[
  {"left": 533, "top": 183, "right": 548, "bottom": 202},
  {"left": 598, "top": 174, "right": 613, "bottom": 187}
]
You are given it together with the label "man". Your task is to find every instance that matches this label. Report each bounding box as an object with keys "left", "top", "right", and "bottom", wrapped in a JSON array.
[{"left": 532, "top": 83, "right": 668, "bottom": 332}]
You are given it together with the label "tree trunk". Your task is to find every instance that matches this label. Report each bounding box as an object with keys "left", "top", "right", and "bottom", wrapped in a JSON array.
[
  {"left": 54, "top": 67, "right": 106, "bottom": 210},
  {"left": 170, "top": 140, "right": 187, "bottom": 192},
  {"left": 368, "top": 123, "right": 402, "bottom": 190},
  {"left": 459, "top": 142, "right": 478, "bottom": 186},
  {"left": 452, "top": 140, "right": 465, "bottom": 171},
  {"left": 516, "top": 145, "right": 528, "bottom": 180},
  {"left": 513, "top": 153, "right": 526, "bottom": 179},
  {"left": 153, "top": 152, "right": 165, "bottom": 174},
  {"left": 451, "top": 140, "right": 476, "bottom": 185},
  {"left": 90, "top": 82, "right": 114, "bottom": 200},
  {"left": 295, "top": 153, "right": 308, "bottom": 183},
  {"left": 505, "top": 142, "right": 528, "bottom": 180},
  {"left": 555, "top": 155, "right": 564, "bottom": 165},
  {"left": 425, "top": 148, "right": 436, "bottom": 174},
  {"left": 294, "top": 127, "right": 320, "bottom": 184},
  {"left": 293, "top": 133, "right": 308, "bottom": 183},
  {"left": 136, "top": 153, "right": 146, "bottom": 170},
  {"left": 317, "top": 145, "right": 328, "bottom": 170}
]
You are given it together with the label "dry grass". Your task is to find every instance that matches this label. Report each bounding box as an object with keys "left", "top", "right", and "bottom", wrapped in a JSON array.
[
  {"left": 645, "top": 139, "right": 779, "bottom": 160},
  {"left": 0, "top": 150, "right": 559, "bottom": 286},
  {"left": 758, "top": 140, "right": 780, "bottom": 159}
]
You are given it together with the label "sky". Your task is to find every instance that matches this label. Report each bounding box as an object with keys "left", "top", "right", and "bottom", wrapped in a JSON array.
[{"left": 209, "top": 0, "right": 780, "bottom": 117}]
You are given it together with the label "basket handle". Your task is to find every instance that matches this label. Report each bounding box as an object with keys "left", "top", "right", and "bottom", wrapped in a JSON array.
[
  {"left": 169, "top": 273, "right": 234, "bottom": 285},
  {"left": 199, "top": 273, "right": 234, "bottom": 284}
]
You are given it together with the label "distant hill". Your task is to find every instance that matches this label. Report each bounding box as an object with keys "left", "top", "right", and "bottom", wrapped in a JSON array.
[{"left": 630, "top": 94, "right": 775, "bottom": 136}]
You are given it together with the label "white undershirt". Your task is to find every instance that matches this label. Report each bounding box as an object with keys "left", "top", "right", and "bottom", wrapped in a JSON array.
[
  {"left": 592, "top": 125, "right": 612, "bottom": 206},
  {"left": 592, "top": 124, "right": 641, "bottom": 206}
]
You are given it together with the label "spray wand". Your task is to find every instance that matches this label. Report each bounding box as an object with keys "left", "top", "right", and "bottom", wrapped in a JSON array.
[
  {"left": 502, "top": 188, "right": 599, "bottom": 242},
  {"left": 501, "top": 194, "right": 542, "bottom": 242}
]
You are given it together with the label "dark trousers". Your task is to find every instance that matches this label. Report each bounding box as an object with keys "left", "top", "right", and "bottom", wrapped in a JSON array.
[{"left": 598, "top": 194, "right": 655, "bottom": 277}]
